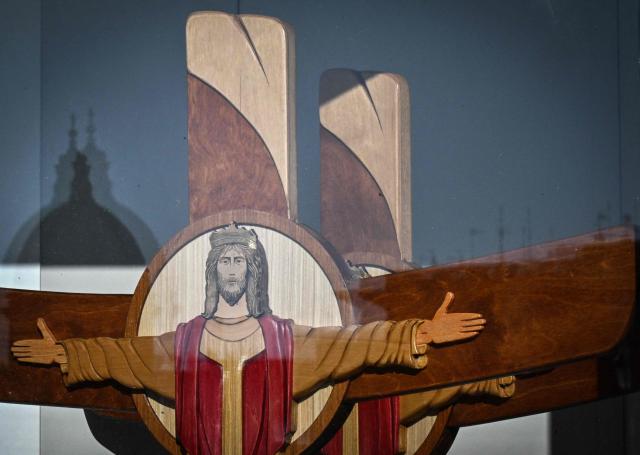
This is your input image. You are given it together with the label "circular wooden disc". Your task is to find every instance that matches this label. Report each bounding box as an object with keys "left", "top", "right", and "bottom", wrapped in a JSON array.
[{"left": 125, "top": 209, "right": 354, "bottom": 454}]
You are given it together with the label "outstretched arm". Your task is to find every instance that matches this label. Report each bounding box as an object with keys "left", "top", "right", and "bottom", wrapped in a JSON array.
[
  {"left": 12, "top": 319, "right": 176, "bottom": 400},
  {"left": 399, "top": 376, "right": 516, "bottom": 426},
  {"left": 293, "top": 292, "right": 485, "bottom": 400},
  {"left": 293, "top": 318, "right": 428, "bottom": 399}
]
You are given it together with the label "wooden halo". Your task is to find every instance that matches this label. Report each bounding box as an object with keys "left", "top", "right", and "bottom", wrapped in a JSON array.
[{"left": 125, "top": 209, "right": 354, "bottom": 454}]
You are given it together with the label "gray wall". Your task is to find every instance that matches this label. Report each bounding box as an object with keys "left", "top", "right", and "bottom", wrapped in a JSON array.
[{"left": 1, "top": 0, "right": 41, "bottom": 266}]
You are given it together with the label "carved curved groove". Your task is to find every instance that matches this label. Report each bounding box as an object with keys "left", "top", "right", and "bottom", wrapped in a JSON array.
[
  {"left": 232, "top": 16, "right": 270, "bottom": 85},
  {"left": 320, "top": 126, "right": 401, "bottom": 259},
  {"left": 188, "top": 74, "right": 288, "bottom": 221},
  {"left": 354, "top": 71, "right": 383, "bottom": 132}
]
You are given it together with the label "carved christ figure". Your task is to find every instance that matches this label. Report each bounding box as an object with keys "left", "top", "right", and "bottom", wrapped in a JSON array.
[{"left": 12, "top": 225, "right": 507, "bottom": 455}]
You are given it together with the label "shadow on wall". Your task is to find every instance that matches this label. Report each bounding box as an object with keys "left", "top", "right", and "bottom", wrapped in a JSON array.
[
  {"left": 3, "top": 110, "right": 158, "bottom": 265},
  {"left": 3, "top": 110, "right": 166, "bottom": 454}
]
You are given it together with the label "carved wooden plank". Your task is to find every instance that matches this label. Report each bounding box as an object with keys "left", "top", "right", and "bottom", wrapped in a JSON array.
[
  {"left": 320, "top": 69, "right": 411, "bottom": 261},
  {"left": 0, "top": 288, "right": 133, "bottom": 410},
  {"left": 347, "top": 226, "right": 636, "bottom": 400},
  {"left": 320, "top": 69, "right": 446, "bottom": 455},
  {"left": 187, "top": 12, "right": 296, "bottom": 221},
  {"left": 320, "top": 126, "right": 402, "bottom": 263},
  {"left": 188, "top": 75, "right": 289, "bottom": 221}
]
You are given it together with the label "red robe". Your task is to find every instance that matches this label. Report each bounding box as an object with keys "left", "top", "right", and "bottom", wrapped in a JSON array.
[
  {"left": 321, "top": 396, "right": 400, "bottom": 455},
  {"left": 175, "top": 315, "right": 294, "bottom": 455}
]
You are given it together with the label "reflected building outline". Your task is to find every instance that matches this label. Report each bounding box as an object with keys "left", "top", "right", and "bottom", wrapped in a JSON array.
[{"left": 4, "top": 110, "right": 158, "bottom": 266}]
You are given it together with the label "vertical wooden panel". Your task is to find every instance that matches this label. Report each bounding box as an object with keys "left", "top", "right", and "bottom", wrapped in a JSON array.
[
  {"left": 320, "top": 126, "right": 401, "bottom": 261},
  {"left": 320, "top": 69, "right": 444, "bottom": 454},
  {"left": 188, "top": 75, "right": 289, "bottom": 220},
  {"left": 320, "top": 69, "right": 410, "bottom": 261},
  {"left": 187, "top": 12, "right": 296, "bottom": 221}
]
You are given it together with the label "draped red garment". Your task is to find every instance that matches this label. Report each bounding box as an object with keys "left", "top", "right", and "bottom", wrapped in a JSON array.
[
  {"left": 175, "top": 315, "right": 294, "bottom": 455},
  {"left": 321, "top": 396, "right": 400, "bottom": 455}
]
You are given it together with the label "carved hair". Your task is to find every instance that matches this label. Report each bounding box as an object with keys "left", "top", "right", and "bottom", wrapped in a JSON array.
[{"left": 202, "top": 230, "right": 270, "bottom": 318}]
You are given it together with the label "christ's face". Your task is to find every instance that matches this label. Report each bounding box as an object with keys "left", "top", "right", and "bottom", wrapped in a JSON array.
[{"left": 216, "top": 246, "right": 248, "bottom": 305}]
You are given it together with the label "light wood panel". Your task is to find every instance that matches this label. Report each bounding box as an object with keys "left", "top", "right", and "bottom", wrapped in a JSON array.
[
  {"left": 187, "top": 12, "right": 296, "bottom": 219},
  {"left": 320, "top": 69, "right": 410, "bottom": 260},
  {"left": 404, "top": 416, "right": 438, "bottom": 455}
]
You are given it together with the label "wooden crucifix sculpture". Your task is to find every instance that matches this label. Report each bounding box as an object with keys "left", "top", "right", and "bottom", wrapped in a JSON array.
[{"left": 1, "top": 11, "right": 638, "bottom": 455}]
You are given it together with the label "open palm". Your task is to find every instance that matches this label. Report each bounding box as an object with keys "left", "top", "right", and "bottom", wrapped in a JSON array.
[
  {"left": 11, "top": 318, "right": 67, "bottom": 366},
  {"left": 416, "top": 292, "right": 485, "bottom": 345}
]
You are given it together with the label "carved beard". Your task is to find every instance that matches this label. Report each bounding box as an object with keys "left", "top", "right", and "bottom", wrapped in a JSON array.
[{"left": 218, "top": 275, "right": 248, "bottom": 306}]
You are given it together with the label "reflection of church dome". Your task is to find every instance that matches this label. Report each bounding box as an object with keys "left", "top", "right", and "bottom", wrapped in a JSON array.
[
  {"left": 15, "top": 113, "right": 146, "bottom": 265},
  {"left": 35, "top": 153, "right": 144, "bottom": 265}
]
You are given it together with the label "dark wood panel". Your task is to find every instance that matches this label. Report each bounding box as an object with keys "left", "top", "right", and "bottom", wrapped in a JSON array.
[
  {"left": 449, "top": 359, "right": 602, "bottom": 426},
  {"left": 346, "top": 226, "right": 636, "bottom": 400},
  {"left": 188, "top": 74, "right": 289, "bottom": 222},
  {"left": 449, "top": 288, "right": 640, "bottom": 426},
  {"left": 0, "top": 288, "right": 135, "bottom": 410},
  {"left": 320, "top": 126, "right": 401, "bottom": 260}
]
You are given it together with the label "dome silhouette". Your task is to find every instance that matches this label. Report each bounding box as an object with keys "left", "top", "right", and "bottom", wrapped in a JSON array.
[{"left": 9, "top": 112, "right": 155, "bottom": 265}]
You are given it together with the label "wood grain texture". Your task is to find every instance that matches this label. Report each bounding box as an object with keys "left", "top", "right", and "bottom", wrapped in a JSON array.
[
  {"left": 448, "top": 356, "right": 628, "bottom": 426},
  {"left": 125, "top": 209, "right": 353, "bottom": 454},
  {"left": 0, "top": 288, "right": 134, "bottom": 410},
  {"left": 202, "top": 324, "right": 265, "bottom": 454},
  {"left": 448, "top": 228, "right": 640, "bottom": 427},
  {"left": 320, "top": 69, "right": 410, "bottom": 260},
  {"left": 320, "top": 70, "right": 447, "bottom": 454},
  {"left": 346, "top": 226, "right": 636, "bottom": 400},
  {"left": 362, "top": 267, "right": 440, "bottom": 455},
  {"left": 136, "top": 224, "right": 342, "bottom": 443},
  {"left": 321, "top": 126, "right": 402, "bottom": 260},
  {"left": 188, "top": 75, "right": 289, "bottom": 221},
  {"left": 187, "top": 12, "right": 296, "bottom": 220}
]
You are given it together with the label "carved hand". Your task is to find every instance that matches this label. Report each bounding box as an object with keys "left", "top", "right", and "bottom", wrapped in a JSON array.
[
  {"left": 416, "top": 292, "right": 485, "bottom": 345},
  {"left": 11, "top": 318, "right": 68, "bottom": 369}
]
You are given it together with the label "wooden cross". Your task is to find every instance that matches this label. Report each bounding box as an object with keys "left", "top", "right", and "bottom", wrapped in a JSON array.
[{"left": 1, "top": 11, "right": 637, "bottom": 455}]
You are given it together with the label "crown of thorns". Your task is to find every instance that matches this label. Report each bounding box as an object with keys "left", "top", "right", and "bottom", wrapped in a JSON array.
[{"left": 209, "top": 223, "right": 258, "bottom": 250}]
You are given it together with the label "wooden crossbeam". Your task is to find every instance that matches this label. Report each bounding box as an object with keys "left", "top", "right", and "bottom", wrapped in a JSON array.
[
  {"left": 449, "top": 357, "right": 614, "bottom": 426},
  {"left": 347, "top": 226, "right": 636, "bottom": 400},
  {"left": 450, "top": 288, "right": 640, "bottom": 426},
  {"left": 0, "top": 288, "right": 133, "bottom": 410},
  {"left": 0, "top": 227, "right": 635, "bottom": 439}
]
